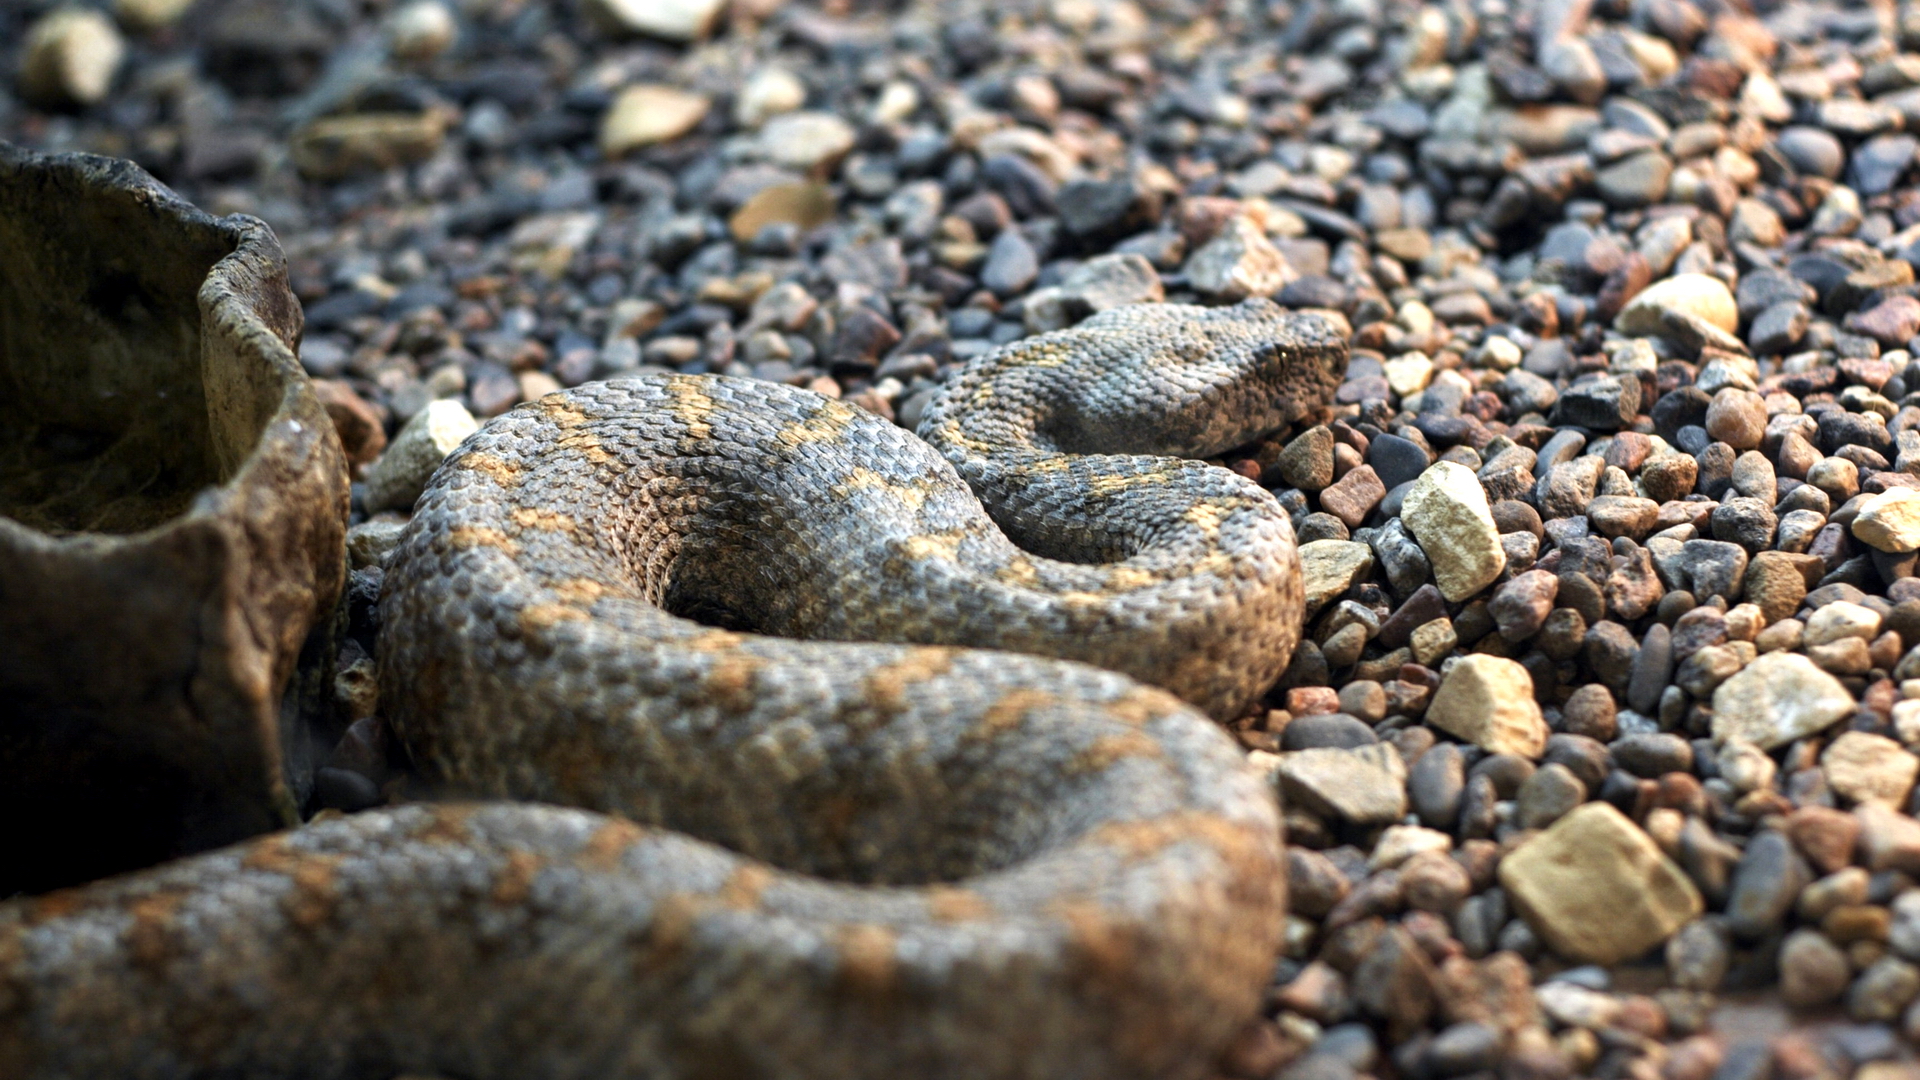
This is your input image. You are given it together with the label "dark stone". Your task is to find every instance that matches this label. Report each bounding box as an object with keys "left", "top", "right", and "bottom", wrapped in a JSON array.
[
  {"left": 1726, "top": 830, "right": 1813, "bottom": 940},
  {"left": 1628, "top": 622, "right": 1674, "bottom": 713},
  {"left": 1369, "top": 433, "right": 1431, "bottom": 490},
  {"left": 1410, "top": 743, "right": 1467, "bottom": 831},
  {"left": 1283, "top": 713, "right": 1379, "bottom": 750},
  {"left": 1056, "top": 177, "right": 1158, "bottom": 245},
  {"left": 1651, "top": 386, "right": 1712, "bottom": 440}
]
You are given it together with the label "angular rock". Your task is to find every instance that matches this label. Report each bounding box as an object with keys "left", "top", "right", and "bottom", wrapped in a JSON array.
[
  {"left": 366, "top": 399, "right": 479, "bottom": 513},
  {"left": 1274, "top": 745, "right": 1409, "bottom": 825},
  {"left": 1499, "top": 802, "right": 1704, "bottom": 964},
  {"left": 1426, "top": 655, "right": 1548, "bottom": 757},
  {"left": 1402, "top": 462, "right": 1506, "bottom": 602},
  {"left": 1711, "top": 652, "right": 1856, "bottom": 750},
  {"left": 1854, "top": 489, "right": 1920, "bottom": 553},
  {"left": 1300, "top": 540, "right": 1374, "bottom": 619},
  {"left": 1185, "top": 215, "right": 1295, "bottom": 301},
  {"left": 1824, "top": 732, "right": 1919, "bottom": 805}
]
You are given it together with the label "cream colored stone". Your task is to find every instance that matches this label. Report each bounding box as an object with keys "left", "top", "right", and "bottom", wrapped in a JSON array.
[
  {"left": 734, "top": 67, "right": 806, "bottom": 128},
  {"left": 1369, "top": 824, "right": 1452, "bottom": 869},
  {"left": 387, "top": 0, "right": 457, "bottom": 62},
  {"left": 1805, "top": 601, "right": 1883, "bottom": 645},
  {"left": 1499, "top": 802, "right": 1704, "bottom": 964},
  {"left": 20, "top": 8, "right": 124, "bottom": 107},
  {"left": 365, "top": 399, "right": 478, "bottom": 513},
  {"left": 1273, "top": 744, "right": 1407, "bottom": 825},
  {"left": 601, "top": 85, "right": 711, "bottom": 156},
  {"left": 1184, "top": 215, "right": 1295, "bottom": 301},
  {"left": 1299, "top": 540, "right": 1374, "bottom": 619},
  {"left": 1854, "top": 489, "right": 1920, "bottom": 553},
  {"left": 1615, "top": 273, "right": 1739, "bottom": 336},
  {"left": 1824, "top": 731, "right": 1920, "bottom": 805},
  {"left": 1384, "top": 352, "right": 1435, "bottom": 397},
  {"left": 587, "top": 0, "right": 728, "bottom": 41},
  {"left": 1427, "top": 654, "right": 1548, "bottom": 757},
  {"left": 758, "top": 111, "right": 857, "bottom": 174},
  {"left": 1712, "top": 652, "right": 1855, "bottom": 750},
  {"left": 114, "top": 0, "right": 197, "bottom": 31},
  {"left": 1402, "top": 461, "right": 1506, "bottom": 602}
]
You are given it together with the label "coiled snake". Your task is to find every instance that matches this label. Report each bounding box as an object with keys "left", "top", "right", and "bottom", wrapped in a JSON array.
[{"left": 1, "top": 299, "right": 1347, "bottom": 1079}]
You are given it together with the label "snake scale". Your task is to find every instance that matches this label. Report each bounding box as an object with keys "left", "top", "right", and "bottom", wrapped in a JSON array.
[{"left": 1, "top": 299, "right": 1348, "bottom": 1080}]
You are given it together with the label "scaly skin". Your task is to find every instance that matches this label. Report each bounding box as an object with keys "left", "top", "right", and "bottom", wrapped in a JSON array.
[{"left": 0, "top": 299, "right": 1347, "bottom": 1080}]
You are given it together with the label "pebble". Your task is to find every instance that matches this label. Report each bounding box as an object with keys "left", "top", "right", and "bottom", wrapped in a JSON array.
[
  {"left": 1277, "top": 427, "right": 1336, "bottom": 492},
  {"left": 1711, "top": 653, "right": 1857, "bottom": 750},
  {"left": 1725, "top": 830, "right": 1811, "bottom": 939},
  {"left": 601, "top": 85, "right": 710, "bottom": 156},
  {"left": 1058, "top": 254, "right": 1163, "bottom": 312},
  {"left": 1551, "top": 376, "right": 1640, "bottom": 431},
  {"left": 728, "top": 183, "right": 834, "bottom": 244},
  {"left": 19, "top": 8, "right": 124, "bottom": 107},
  {"left": 1274, "top": 745, "right": 1408, "bottom": 826},
  {"left": 1704, "top": 390, "right": 1766, "bottom": 451},
  {"left": 734, "top": 68, "right": 808, "bottom": 129},
  {"left": 388, "top": 1, "right": 458, "bottom": 63},
  {"left": 1401, "top": 462, "right": 1506, "bottom": 602},
  {"left": 1426, "top": 655, "right": 1548, "bottom": 758},
  {"left": 1185, "top": 215, "right": 1295, "bottom": 301},
  {"left": 1319, "top": 466, "right": 1386, "bottom": 530},
  {"left": 364, "top": 399, "right": 478, "bottom": 514},
  {"left": 1615, "top": 274, "right": 1739, "bottom": 337},
  {"left": 1824, "top": 732, "right": 1920, "bottom": 806},
  {"left": 1780, "top": 928, "right": 1853, "bottom": 1007},
  {"left": 1855, "top": 489, "right": 1920, "bottom": 553},
  {"left": 1499, "top": 802, "right": 1705, "bottom": 964},
  {"left": 1299, "top": 540, "right": 1374, "bottom": 619},
  {"left": 587, "top": 0, "right": 728, "bottom": 41},
  {"left": 757, "top": 112, "right": 858, "bottom": 175}
]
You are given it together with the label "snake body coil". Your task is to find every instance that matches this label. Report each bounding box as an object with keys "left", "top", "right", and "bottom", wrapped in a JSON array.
[{"left": 0, "top": 299, "right": 1347, "bottom": 1080}]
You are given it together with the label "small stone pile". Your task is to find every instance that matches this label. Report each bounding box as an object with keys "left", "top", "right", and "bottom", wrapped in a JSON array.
[{"left": 16, "top": 0, "right": 1920, "bottom": 1075}]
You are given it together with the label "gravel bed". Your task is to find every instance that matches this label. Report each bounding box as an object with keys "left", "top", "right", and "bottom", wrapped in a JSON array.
[{"left": 12, "top": 0, "right": 1920, "bottom": 1075}]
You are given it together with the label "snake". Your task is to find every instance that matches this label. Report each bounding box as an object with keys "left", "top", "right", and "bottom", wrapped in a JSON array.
[{"left": 0, "top": 298, "right": 1348, "bottom": 1080}]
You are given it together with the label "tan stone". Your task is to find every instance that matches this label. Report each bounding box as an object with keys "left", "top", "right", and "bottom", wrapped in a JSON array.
[
  {"left": 1299, "top": 540, "right": 1374, "bottom": 619},
  {"left": 734, "top": 67, "right": 806, "bottom": 128},
  {"left": 1854, "top": 489, "right": 1920, "bottom": 553},
  {"left": 1615, "top": 273, "right": 1738, "bottom": 336},
  {"left": 1824, "top": 731, "right": 1920, "bottom": 806},
  {"left": 1409, "top": 618, "right": 1458, "bottom": 667},
  {"left": 1273, "top": 744, "right": 1408, "bottom": 825},
  {"left": 1711, "top": 652, "right": 1855, "bottom": 750},
  {"left": 586, "top": 0, "right": 728, "bottom": 41},
  {"left": 290, "top": 112, "right": 449, "bottom": 180},
  {"left": 729, "top": 182, "right": 835, "bottom": 243},
  {"left": 1184, "top": 215, "right": 1295, "bottom": 301},
  {"left": 1402, "top": 461, "right": 1506, "bottom": 602},
  {"left": 1426, "top": 654, "right": 1547, "bottom": 757},
  {"left": 19, "top": 8, "right": 124, "bottom": 107},
  {"left": 758, "top": 111, "right": 858, "bottom": 175},
  {"left": 600, "top": 85, "right": 711, "bottom": 157},
  {"left": 365, "top": 399, "right": 478, "bottom": 513},
  {"left": 1498, "top": 802, "right": 1704, "bottom": 964}
]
